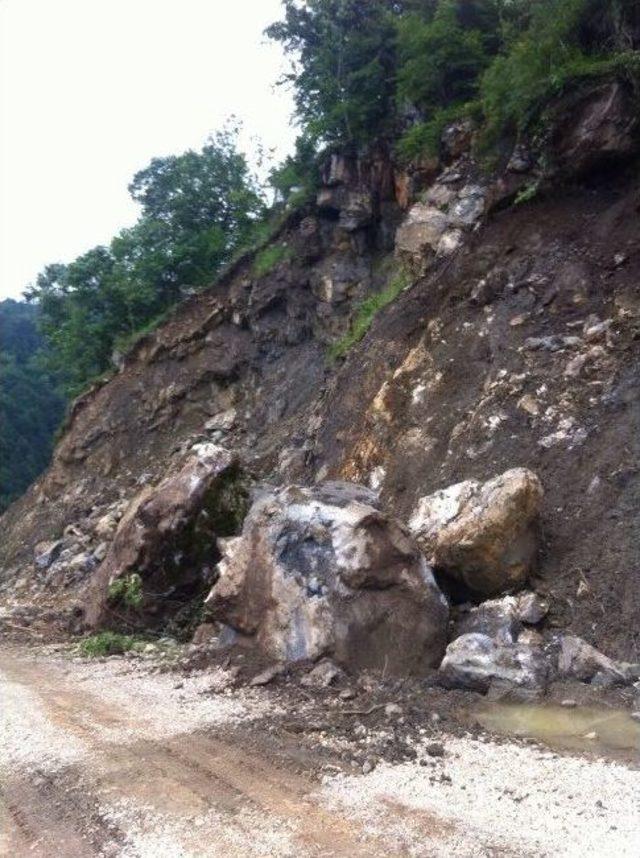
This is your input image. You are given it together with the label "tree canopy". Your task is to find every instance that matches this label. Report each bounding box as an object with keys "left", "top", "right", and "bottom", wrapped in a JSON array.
[
  {"left": 26, "top": 126, "right": 265, "bottom": 396},
  {"left": 267, "top": 0, "right": 640, "bottom": 160}
]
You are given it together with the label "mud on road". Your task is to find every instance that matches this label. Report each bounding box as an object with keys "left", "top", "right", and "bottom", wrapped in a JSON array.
[{"left": 1, "top": 646, "right": 638, "bottom": 857}]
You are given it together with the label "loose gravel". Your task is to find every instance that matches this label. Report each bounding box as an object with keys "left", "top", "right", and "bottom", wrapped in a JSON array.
[{"left": 320, "top": 734, "right": 640, "bottom": 857}]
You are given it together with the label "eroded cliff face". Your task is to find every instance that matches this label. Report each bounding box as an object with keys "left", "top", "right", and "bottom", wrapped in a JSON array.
[{"left": 1, "top": 86, "right": 639, "bottom": 662}]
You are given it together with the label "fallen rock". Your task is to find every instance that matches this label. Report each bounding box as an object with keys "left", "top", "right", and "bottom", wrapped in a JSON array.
[
  {"left": 84, "top": 444, "right": 237, "bottom": 627},
  {"left": 34, "top": 540, "right": 64, "bottom": 571},
  {"left": 439, "top": 633, "right": 548, "bottom": 692},
  {"left": 205, "top": 482, "right": 449, "bottom": 675},
  {"left": 557, "top": 635, "right": 626, "bottom": 685},
  {"left": 301, "top": 658, "right": 342, "bottom": 688},
  {"left": 409, "top": 468, "right": 543, "bottom": 596},
  {"left": 250, "top": 664, "right": 284, "bottom": 687},
  {"left": 455, "top": 597, "right": 522, "bottom": 644}
]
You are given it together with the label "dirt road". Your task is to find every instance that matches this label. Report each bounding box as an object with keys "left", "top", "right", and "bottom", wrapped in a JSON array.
[{"left": 1, "top": 647, "right": 638, "bottom": 857}]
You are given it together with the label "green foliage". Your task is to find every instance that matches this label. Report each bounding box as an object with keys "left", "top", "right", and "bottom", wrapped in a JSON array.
[
  {"left": 252, "top": 244, "right": 292, "bottom": 278},
  {"left": 79, "top": 631, "right": 140, "bottom": 657},
  {"left": 268, "top": 134, "right": 320, "bottom": 207},
  {"left": 108, "top": 573, "right": 144, "bottom": 609},
  {"left": 27, "top": 125, "right": 265, "bottom": 397},
  {"left": 266, "top": 0, "right": 400, "bottom": 147},
  {"left": 514, "top": 181, "right": 541, "bottom": 206},
  {"left": 328, "top": 268, "right": 411, "bottom": 360},
  {"left": 397, "top": 102, "right": 478, "bottom": 161},
  {"left": 396, "top": 3, "right": 492, "bottom": 115},
  {"left": 480, "top": 0, "right": 640, "bottom": 144},
  {"left": 268, "top": 0, "right": 640, "bottom": 165},
  {"left": 0, "top": 300, "right": 66, "bottom": 513}
]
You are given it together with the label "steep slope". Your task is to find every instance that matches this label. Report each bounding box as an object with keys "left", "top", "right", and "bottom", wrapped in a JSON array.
[{"left": 1, "top": 92, "right": 639, "bottom": 663}]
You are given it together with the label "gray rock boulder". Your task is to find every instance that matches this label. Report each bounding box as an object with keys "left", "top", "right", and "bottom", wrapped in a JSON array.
[
  {"left": 454, "top": 592, "right": 548, "bottom": 645},
  {"left": 439, "top": 633, "right": 548, "bottom": 692},
  {"left": 205, "top": 482, "right": 449, "bottom": 675},
  {"left": 409, "top": 468, "right": 543, "bottom": 596}
]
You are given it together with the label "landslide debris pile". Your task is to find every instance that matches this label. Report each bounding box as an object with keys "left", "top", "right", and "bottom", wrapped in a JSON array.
[{"left": 1, "top": 77, "right": 640, "bottom": 704}]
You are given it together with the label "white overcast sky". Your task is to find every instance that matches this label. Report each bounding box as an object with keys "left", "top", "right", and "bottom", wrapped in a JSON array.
[{"left": 0, "top": 0, "right": 296, "bottom": 300}]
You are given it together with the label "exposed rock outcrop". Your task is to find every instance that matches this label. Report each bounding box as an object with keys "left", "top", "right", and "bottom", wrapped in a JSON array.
[
  {"left": 409, "top": 469, "right": 543, "bottom": 597},
  {"left": 550, "top": 81, "right": 640, "bottom": 176},
  {"left": 205, "top": 482, "right": 449, "bottom": 675}
]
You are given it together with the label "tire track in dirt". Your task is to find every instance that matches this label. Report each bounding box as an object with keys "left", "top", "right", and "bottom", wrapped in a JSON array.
[{"left": 0, "top": 650, "right": 406, "bottom": 856}]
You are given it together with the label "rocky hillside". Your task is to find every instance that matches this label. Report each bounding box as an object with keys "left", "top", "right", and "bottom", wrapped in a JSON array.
[{"left": 1, "top": 81, "right": 639, "bottom": 684}]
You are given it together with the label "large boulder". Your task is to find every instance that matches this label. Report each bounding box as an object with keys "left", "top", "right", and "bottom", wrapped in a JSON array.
[
  {"left": 205, "top": 482, "right": 449, "bottom": 675},
  {"left": 84, "top": 443, "right": 238, "bottom": 627},
  {"left": 439, "top": 632, "right": 548, "bottom": 692},
  {"left": 409, "top": 468, "right": 543, "bottom": 596}
]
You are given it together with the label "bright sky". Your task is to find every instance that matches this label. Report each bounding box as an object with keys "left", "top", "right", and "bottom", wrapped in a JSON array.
[{"left": 0, "top": 0, "right": 295, "bottom": 300}]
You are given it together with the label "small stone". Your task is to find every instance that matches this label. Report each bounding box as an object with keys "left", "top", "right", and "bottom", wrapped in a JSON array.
[
  {"left": 577, "top": 580, "right": 590, "bottom": 598},
  {"left": 630, "top": 712, "right": 640, "bottom": 722},
  {"left": 339, "top": 688, "right": 356, "bottom": 700},
  {"left": 561, "top": 699, "right": 577, "bottom": 708},
  {"left": 583, "top": 731, "right": 598, "bottom": 740},
  {"left": 517, "top": 394, "right": 540, "bottom": 417},
  {"left": 143, "top": 643, "right": 157, "bottom": 654},
  {"left": 362, "top": 757, "right": 377, "bottom": 775},
  {"left": 250, "top": 665, "right": 283, "bottom": 687},
  {"left": 425, "top": 742, "right": 445, "bottom": 758},
  {"left": 384, "top": 703, "right": 403, "bottom": 718},
  {"left": 613, "top": 252, "right": 627, "bottom": 268},
  {"left": 301, "top": 659, "right": 342, "bottom": 688},
  {"left": 510, "top": 314, "right": 527, "bottom": 327}
]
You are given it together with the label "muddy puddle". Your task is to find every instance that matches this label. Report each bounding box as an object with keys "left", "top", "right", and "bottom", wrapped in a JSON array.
[{"left": 476, "top": 702, "right": 640, "bottom": 759}]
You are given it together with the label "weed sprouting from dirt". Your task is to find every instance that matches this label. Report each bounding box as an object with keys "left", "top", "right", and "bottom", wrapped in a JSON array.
[
  {"left": 328, "top": 268, "right": 411, "bottom": 361},
  {"left": 79, "top": 631, "right": 142, "bottom": 657}
]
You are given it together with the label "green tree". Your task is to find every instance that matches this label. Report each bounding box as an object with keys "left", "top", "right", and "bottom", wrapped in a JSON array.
[
  {"left": 266, "top": 0, "right": 400, "bottom": 148},
  {"left": 0, "top": 300, "right": 66, "bottom": 512},
  {"left": 28, "top": 126, "right": 265, "bottom": 396}
]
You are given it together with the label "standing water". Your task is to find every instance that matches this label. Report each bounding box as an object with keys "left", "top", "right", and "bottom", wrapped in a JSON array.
[{"left": 476, "top": 703, "right": 640, "bottom": 758}]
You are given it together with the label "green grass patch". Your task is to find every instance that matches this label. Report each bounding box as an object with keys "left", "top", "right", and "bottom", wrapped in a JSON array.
[
  {"left": 328, "top": 269, "right": 411, "bottom": 361},
  {"left": 252, "top": 244, "right": 292, "bottom": 278},
  {"left": 79, "top": 631, "right": 141, "bottom": 657}
]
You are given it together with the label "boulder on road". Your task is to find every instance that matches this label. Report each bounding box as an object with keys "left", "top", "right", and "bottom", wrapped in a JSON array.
[
  {"left": 409, "top": 468, "right": 543, "bottom": 596},
  {"left": 84, "top": 443, "right": 238, "bottom": 627},
  {"left": 439, "top": 632, "right": 548, "bottom": 692},
  {"left": 205, "top": 482, "right": 449, "bottom": 676}
]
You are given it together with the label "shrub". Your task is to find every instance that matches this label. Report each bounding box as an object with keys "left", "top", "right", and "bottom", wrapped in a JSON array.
[
  {"left": 107, "top": 573, "right": 143, "bottom": 609},
  {"left": 480, "top": 0, "right": 640, "bottom": 146},
  {"left": 397, "top": 102, "right": 479, "bottom": 162},
  {"left": 79, "top": 631, "right": 139, "bottom": 657},
  {"left": 328, "top": 269, "right": 411, "bottom": 361}
]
